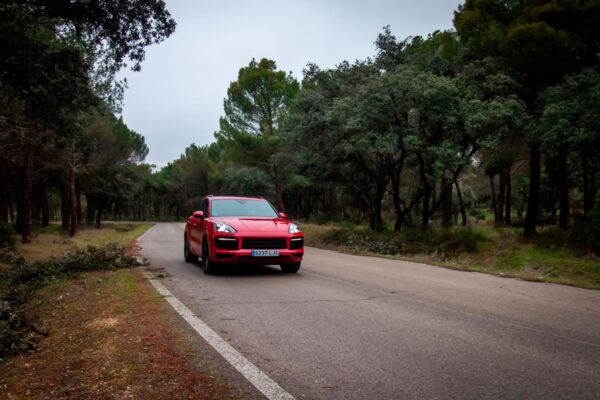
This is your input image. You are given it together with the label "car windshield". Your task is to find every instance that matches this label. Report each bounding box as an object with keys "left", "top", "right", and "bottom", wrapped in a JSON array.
[{"left": 211, "top": 199, "right": 278, "bottom": 218}]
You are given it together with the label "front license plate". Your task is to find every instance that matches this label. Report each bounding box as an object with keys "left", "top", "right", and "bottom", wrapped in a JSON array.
[{"left": 251, "top": 250, "right": 279, "bottom": 257}]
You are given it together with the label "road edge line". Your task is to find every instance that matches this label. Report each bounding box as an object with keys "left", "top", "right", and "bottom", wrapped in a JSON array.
[{"left": 144, "top": 275, "right": 295, "bottom": 400}]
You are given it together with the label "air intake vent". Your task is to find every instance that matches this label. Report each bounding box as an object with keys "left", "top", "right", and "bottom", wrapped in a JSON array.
[
  {"left": 215, "top": 237, "right": 239, "bottom": 250},
  {"left": 242, "top": 238, "right": 287, "bottom": 249}
]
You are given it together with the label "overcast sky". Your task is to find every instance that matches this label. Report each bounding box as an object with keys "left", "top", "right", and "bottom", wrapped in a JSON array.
[{"left": 119, "top": 0, "right": 461, "bottom": 168}]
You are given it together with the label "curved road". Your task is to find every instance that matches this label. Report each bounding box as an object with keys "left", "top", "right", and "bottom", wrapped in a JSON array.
[{"left": 139, "top": 223, "right": 600, "bottom": 400}]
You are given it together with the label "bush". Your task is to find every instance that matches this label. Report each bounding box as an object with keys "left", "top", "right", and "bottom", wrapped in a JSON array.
[
  {"left": 435, "top": 228, "right": 487, "bottom": 255},
  {"left": 0, "top": 223, "right": 15, "bottom": 249},
  {"left": 115, "top": 224, "right": 136, "bottom": 232},
  {"left": 468, "top": 208, "right": 485, "bottom": 223},
  {"left": 321, "top": 225, "right": 488, "bottom": 258},
  {"left": 0, "top": 243, "right": 139, "bottom": 359}
]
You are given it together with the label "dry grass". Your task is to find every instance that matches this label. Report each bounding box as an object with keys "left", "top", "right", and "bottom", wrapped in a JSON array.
[
  {"left": 2, "top": 223, "right": 239, "bottom": 399},
  {"left": 15, "top": 224, "right": 153, "bottom": 262},
  {"left": 0, "top": 269, "right": 235, "bottom": 399}
]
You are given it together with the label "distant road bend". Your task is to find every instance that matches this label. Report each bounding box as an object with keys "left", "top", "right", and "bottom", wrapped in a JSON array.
[{"left": 140, "top": 223, "right": 600, "bottom": 400}]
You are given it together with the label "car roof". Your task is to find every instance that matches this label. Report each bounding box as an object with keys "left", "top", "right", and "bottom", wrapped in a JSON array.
[{"left": 207, "top": 196, "right": 266, "bottom": 201}]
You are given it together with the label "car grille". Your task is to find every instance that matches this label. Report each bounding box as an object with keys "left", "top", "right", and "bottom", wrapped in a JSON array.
[
  {"left": 290, "top": 237, "right": 304, "bottom": 250},
  {"left": 215, "top": 237, "right": 239, "bottom": 250},
  {"left": 242, "top": 238, "right": 287, "bottom": 249}
]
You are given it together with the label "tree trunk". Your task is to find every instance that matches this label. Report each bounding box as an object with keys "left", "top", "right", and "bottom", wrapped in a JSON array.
[
  {"left": 558, "top": 152, "right": 569, "bottom": 229},
  {"left": 456, "top": 181, "right": 467, "bottom": 226},
  {"left": 441, "top": 177, "right": 453, "bottom": 228},
  {"left": 86, "top": 193, "right": 95, "bottom": 226},
  {"left": 421, "top": 183, "right": 432, "bottom": 230},
  {"left": 0, "top": 175, "right": 8, "bottom": 223},
  {"left": 273, "top": 164, "right": 285, "bottom": 212},
  {"left": 524, "top": 144, "right": 541, "bottom": 238},
  {"left": 582, "top": 153, "right": 592, "bottom": 218},
  {"left": 21, "top": 145, "right": 35, "bottom": 244},
  {"left": 95, "top": 205, "right": 104, "bottom": 229},
  {"left": 15, "top": 194, "right": 23, "bottom": 234},
  {"left": 390, "top": 168, "right": 403, "bottom": 232},
  {"left": 369, "top": 179, "right": 385, "bottom": 231},
  {"left": 68, "top": 164, "right": 77, "bottom": 237},
  {"left": 76, "top": 183, "right": 82, "bottom": 225},
  {"left": 497, "top": 172, "right": 506, "bottom": 226},
  {"left": 60, "top": 183, "right": 70, "bottom": 230},
  {"left": 41, "top": 183, "right": 49, "bottom": 227},
  {"left": 504, "top": 170, "right": 512, "bottom": 226},
  {"left": 8, "top": 187, "right": 14, "bottom": 224},
  {"left": 34, "top": 187, "right": 41, "bottom": 226},
  {"left": 489, "top": 175, "right": 498, "bottom": 224}
]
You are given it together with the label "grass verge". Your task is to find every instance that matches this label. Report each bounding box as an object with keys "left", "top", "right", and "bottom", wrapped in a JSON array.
[
  {"left": 301, "top": 222, "right": 600, "bottom": 289},
  {"left": 14, "top": 223, "right": 153, "bottom": 263},
  {"left": 0, "top": 268, "right": 234, "bottom": 399},
  {"left": 1, "top": 224, "right": 238, "bottom": 399}
]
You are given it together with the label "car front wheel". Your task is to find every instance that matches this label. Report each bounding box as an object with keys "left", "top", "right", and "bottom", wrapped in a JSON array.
[
  {"left": 201, "top": 241, "right": 218, "bottom": 275},
  {"left": 184, "top": 236, "right": 198, "bottom": 263},
  {"left": 280, "top": 262, "right": 301, "bottom": 273}
]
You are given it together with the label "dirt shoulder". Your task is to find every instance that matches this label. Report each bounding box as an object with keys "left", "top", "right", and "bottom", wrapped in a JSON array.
[{"left": 0, "top": 224, "right": 259, "bottom": 399}]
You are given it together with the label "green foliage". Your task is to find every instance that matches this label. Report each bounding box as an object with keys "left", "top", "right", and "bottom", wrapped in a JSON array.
[
  {"left": 588, "top": 197, "right": 600, "bottom": 255},
  {"left": 0, "top": 223, "right": 15, "bottom": 249},
  {"left": 220, "top": 58, "right": 299, "bottom": 137},
  {"left": 321, "top": 226, "right": 488, "bottom": 257},
  {"left": 219, "top": 167, "right": 273, "bottom": 198},
  {"left": 468, "top": 207, "right": 486, "bottom": 223},
  {"left": 0, "top": 243, "right": 139, "bottom": 359},
  {"left": 539, "top": 69, "right": 600, "bottom": 159}
]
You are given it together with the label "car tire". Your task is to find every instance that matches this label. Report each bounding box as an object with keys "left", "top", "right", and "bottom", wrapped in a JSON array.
[
  {"left": 280, "top": 262, "right": 301, "bottom": 273},
  {"left": 184, "top": 236, "right": 198, "bottom": 263},
  {"left": 201, "top": 240, "right": 218, "bottom": 275}
]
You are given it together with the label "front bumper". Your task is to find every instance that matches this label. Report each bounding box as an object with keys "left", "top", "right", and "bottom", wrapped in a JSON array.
[{"left": 209, "top": 234, "right": 304, "bottom": 264}]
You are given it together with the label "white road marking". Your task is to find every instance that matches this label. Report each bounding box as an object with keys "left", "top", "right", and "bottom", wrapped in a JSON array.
[{"left": 146, "top": 276, "right": 295, "bottom": 400}]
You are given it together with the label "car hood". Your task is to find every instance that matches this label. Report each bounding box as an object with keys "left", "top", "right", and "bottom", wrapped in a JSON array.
[{"left": 214, "top": 217, "right": 293, "bottom": 233}]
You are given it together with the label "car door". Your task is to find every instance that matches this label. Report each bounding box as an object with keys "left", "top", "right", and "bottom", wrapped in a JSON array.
[
  {"left": 197, "top": 198, "right": 209, "bottom": 255},
  {"left": 188, "top": 198, "right": 208, "bottom": 254}
]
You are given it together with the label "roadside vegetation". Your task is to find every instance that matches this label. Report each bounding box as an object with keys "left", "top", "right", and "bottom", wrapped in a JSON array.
[
  {"left": 1, "top": 224, "right": 238, "bottom": 399},
  {"left": 76, "top": 2, "right": 600, "bottom": 258},
  {"left": 302, "top": 220, "right": 600, "bottom": 289},
  {"left": 0, "top": 224, "right": 150, "bottom": 358},
  {"left": 3, "top": 1, "right": 599, "bottom": 249}
]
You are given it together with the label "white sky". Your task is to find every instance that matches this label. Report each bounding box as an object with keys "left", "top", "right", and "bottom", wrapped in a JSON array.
[{"left": 119, "top": 0, "right": 461, "bottom": 168}]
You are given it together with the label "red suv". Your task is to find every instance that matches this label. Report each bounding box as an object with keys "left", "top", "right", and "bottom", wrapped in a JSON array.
[{"left": 184, "top": 196, "right": 304, "bottom": 274}]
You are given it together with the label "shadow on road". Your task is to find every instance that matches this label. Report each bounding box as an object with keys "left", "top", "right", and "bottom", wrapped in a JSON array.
[{"left": 199, "top": 264, "right": 292, "bottom": 278}]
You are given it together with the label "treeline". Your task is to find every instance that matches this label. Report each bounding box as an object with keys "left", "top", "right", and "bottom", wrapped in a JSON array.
[
  {"left": 2, "top": 0, "right": 600, "bottom": 251},
  {"left": 0, "top": 1, "right": 175, "bottom": 243},
  {"left": 146, "top": 0, "right": 599, "bottom": 248}
]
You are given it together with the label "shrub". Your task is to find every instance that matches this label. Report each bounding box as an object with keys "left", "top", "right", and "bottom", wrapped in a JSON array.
[
  {"left": 435, "top": 228, "right": 487, "bottom": 255},
  {"left": 0, "top": 243, "right": 139, "bottom": 359},
  {"left": 115, "top": 224, "right": 136, "bottom": 232},
  {"left": 0, "top": 223, "right": 15, "bottom": 249},
  {"left": 321, "top": 225, "right": 487, "bottom": 258},
  {"left": 468, "top": 208, "right": 485, "bottom": 223}
]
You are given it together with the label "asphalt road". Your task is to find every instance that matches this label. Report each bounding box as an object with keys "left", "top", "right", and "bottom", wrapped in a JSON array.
[{"left": 139, "top": 223, "right": 600, "bottom": 400}]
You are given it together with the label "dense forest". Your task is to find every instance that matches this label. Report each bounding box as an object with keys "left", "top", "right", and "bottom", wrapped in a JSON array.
[
  {"left": 1, "top": 1, "right": 599, "bottom": 253},
  {"left": 0, "top": 0, "right": 175, "bottom": 243}
]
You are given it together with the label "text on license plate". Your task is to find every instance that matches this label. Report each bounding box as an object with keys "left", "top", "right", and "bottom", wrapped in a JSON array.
[{"left": 251, "top": 250, "right": 279, "bottom": 257}]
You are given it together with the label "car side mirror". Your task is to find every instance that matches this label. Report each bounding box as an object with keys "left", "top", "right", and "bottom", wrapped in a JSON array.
[
  {"left": 192, "top": 211, "right": 204, "bottom": 220},
  {"left": 279, "top": 212, "right": 288, "bottom": 219}
]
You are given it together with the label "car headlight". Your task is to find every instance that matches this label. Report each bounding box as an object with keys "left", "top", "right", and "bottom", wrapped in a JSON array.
[
  {"left": 288, "top": 223, "right": 301, "bottom": 234},
  {"left": 214, "top": 222, "right": 236, "bottom": 233}
]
